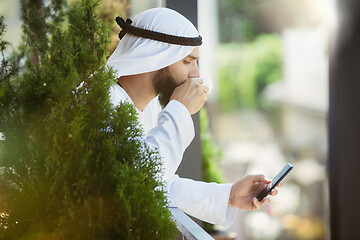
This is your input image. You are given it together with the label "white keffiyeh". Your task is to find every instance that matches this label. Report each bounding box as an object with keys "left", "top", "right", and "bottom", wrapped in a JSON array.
[{"left": 107, "top": 8, "right": 199, "bottom": 78}]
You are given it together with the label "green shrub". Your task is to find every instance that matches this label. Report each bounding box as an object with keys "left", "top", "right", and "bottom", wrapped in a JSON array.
[
  {"left": 200, "top": 108, "right": 224, "bottom": 233},
  {"left": 0, "top": 1, "right": 177, "bottom": 239},
  {"left": 200, "top": 108, "right": 224, "bottom": 184},
  {"left": 217, "top": 34, "right": 282, "bottom": 111}
]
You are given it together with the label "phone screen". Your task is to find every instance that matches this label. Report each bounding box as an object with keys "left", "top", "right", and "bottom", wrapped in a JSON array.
[{"left": 256, "top": 163, "right": 293, "bottom": 201}]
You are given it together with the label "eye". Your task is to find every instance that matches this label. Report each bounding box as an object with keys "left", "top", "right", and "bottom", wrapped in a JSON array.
[{"left": 183, "top": 59, "right": 191, "bottom": 64}]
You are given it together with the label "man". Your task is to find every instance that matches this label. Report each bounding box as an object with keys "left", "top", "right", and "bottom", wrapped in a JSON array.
[{"left": 107, "top": 8, "right": 278, "bottom": 227}]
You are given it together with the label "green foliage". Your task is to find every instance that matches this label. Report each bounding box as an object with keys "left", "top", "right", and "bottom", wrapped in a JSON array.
[
  {"left": 97, "top": 0, "right": 130, "bottom": 54},
  {"left": 0, "top": 1, "right": 177, "bottom": 239},
  {"left": 0, "top": 16, "right": 20, "bottom": 106},
  {"left": 199, "top": 108, "right": 224, "bottom": 233},
  {"left": 218, "top": 0, "right": 256, "bottom": 43},
  {"left": 217, "top": 34, "right": 282, "bottom": 111},
  {"left": 200, "top": 108, "right": 224, "bottom": 184}
]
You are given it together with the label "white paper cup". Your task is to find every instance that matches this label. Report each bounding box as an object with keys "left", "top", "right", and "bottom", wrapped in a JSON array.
[{"left": 191, "top": 77, "right": 213, "bottom": 94}]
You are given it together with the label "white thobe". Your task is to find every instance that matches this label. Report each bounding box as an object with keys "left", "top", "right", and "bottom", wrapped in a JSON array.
[{"left": 109, "top": 83, "right": 236, "bottom": 227}]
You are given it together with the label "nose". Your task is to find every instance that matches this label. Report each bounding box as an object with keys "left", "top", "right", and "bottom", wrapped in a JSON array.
[{"left": 188, "top": 63, "right": 200, "bottom": 78}]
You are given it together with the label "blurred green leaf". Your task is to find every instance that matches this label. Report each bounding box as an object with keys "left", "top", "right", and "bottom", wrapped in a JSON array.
[{"left": 217, "top": 34, "right": 282, "bottom": 111}]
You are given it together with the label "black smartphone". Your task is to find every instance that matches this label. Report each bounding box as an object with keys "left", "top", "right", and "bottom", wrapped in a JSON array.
[{"left": 256, "top": 163, "right": 293, "bottom": 201}]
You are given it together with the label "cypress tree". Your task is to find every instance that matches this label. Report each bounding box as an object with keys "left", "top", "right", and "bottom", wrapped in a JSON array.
[{"left": 0, "top": 1, "right": 177, "bottom": 239}]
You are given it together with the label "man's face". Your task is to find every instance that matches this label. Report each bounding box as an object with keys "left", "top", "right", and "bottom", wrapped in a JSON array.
[{"left": 153, "top": 47, "right": 200, "bottom": 107}]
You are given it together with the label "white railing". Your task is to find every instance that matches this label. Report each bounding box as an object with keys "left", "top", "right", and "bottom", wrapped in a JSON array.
[{"left": 169, "top": 207, "right": 214, "bottom": 240}]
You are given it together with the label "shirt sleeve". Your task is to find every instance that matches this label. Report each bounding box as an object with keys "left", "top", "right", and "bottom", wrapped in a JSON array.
[
  {"left": 166, "top": 175, "right": 237, "bottom": 227},
  {"left": 145, "top": 100, "right": 195, "bottom": 182}
]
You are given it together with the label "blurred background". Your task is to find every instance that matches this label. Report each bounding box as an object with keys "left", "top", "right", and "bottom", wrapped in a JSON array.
[
  {"left": 1, "top": 0, "right": 338, "bottom": 239},
  {"left": 197, "top": 1, "right": 335, "bottom": 240}
]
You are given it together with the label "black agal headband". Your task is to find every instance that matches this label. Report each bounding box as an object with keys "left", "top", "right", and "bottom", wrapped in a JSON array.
[{"left": 115, "top": 17, "right": 202, "bottom": 46}]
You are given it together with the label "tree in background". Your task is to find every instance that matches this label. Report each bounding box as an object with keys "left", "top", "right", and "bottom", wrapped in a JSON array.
[
  {"left": 217, "top": 35, "right": 282, "bottom": 111},
  {"left": 0, "top": 0, "right": 176, "bottom": 239},
  {"left": 97, "top": 0, "right": 130, "bottom": 53},
  {"left": 217, "top": 0, "right": 283, "bottom": 111},
  {"left": 200, "top": 108, "right": 225, "bottom": 233},
  {"left": 218, "top": 0, "right": 256, "bottom": 43},
  {"left": 218, "top": 0, "right": 317, "bottom": 43},
  {"left": 200, "top": 109, "right": 224, "bottom": 184},
  {"left": 0, "top": 16, "right": 19, "bottom": 87}
]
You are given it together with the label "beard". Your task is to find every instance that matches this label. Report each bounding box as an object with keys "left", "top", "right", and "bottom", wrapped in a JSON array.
[{"left": 153, "top": 67, "right": 180, "bottom": 107}]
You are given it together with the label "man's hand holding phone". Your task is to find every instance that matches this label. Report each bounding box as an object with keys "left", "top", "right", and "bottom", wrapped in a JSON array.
[
  {"left": 228, "top": 163, "right": 293, "bottom": 211},
  {"left": 256, "top": 163, "right": 293, "bottom": 202},
  {"left": 228, "top": 174, "right": 275, "bottom": 210}
]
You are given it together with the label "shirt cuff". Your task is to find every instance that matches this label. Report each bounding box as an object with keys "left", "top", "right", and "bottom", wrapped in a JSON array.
[
  {"left": 166, "top": 176, "right": 237, "bottom": 227},
  {"left": 220, "top": 183, "right": 237, "bottom": 227}
]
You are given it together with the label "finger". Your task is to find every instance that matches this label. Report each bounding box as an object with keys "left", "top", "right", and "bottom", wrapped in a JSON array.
[
  {"left": 191, "top": 78, "right": 203, "bottom": 85},
  {"left": 262, "top": 197, "right": 271, "bottom": 205},
  {"left": 252, "top": 197, "right": 262, "bottom": 210},
  {"left": 248, "top": 174, "right": 272, "bottom": 184},
  {"left": 270, "top": 188, "right": 278, "bottom": 196},
  {"left": 201, "top": 85, "right": 209, "bottom": 94},
  {"left": 277, "top": 182, "right": 282, "bottom": 187}
]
